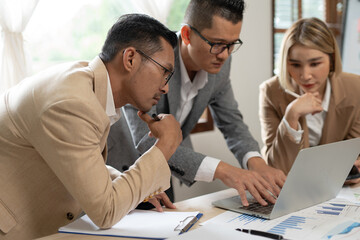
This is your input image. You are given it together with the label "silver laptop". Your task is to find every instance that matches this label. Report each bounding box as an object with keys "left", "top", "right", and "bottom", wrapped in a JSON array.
[{"left": 212, "top": 138, "right": 360, "bottom": 220}]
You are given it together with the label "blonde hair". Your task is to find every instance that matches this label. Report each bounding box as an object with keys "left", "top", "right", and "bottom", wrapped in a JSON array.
[{"left": 277, "top": 17, "right": 342, "bottom": 91}]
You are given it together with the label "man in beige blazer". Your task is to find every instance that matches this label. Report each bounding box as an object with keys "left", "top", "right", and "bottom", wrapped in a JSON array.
[{"left": 0, "top": 14, "right": 182, "bottom": 239}]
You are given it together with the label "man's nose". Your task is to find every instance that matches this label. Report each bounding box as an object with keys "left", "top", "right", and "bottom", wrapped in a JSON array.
[
  {"left": 160, "top": 82, "right": 169, "bottom": 94},
  {"left": 216, "top": 48, "right": 230, "bottom": 60}
]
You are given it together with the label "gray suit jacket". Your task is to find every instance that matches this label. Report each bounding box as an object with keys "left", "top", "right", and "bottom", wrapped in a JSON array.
[{"left": 107, "top": 44, "right": 260, "bottom": 186}]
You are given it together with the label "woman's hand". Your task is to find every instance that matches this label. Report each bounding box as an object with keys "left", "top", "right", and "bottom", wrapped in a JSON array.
[{"left": 284, "top": 92, "right": 323, "bottom": 130}]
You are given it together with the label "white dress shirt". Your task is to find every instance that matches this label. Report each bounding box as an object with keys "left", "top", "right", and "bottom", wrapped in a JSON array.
[
  {"left": 283, "top": 79, "right": 331, "bottom": 146},
  {"left": 105, "top": 73, "right": 121, "bottom": 126},
  {"left": 177, "top": 49, "right": 261, "bottom": 182}
]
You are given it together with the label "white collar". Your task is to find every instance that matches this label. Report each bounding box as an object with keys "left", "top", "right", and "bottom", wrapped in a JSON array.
[
  {"left": 322, "top": 79, "right": 331, "bottom": 112},
  {"left": 178, "top": 48, "right": 208, "bottom": 90},
  {"left": 105, "top": 73, "right": 121, "bottom": 125}
]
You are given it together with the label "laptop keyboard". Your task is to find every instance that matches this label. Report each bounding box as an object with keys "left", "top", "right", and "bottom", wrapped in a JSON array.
[{"left": 239, "top": 200, "right": 274, "bottom": 215}]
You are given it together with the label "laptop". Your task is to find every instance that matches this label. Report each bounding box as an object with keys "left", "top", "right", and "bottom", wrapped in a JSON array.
[{"left": 212, "top": 137, "right": 360, "bottom": 220}]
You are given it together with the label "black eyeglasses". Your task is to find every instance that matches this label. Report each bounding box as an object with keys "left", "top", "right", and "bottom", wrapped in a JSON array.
[
  {"left": 136, "top": 49, "right": 174, "bottom": 85},
  {"left": 187, "top": 25, "right": 243, "bottom": 55}
]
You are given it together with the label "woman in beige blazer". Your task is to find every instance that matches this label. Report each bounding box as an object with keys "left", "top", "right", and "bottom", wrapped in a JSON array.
[{"left": 259, "top": 18, "right": 360, "bottom": 179}]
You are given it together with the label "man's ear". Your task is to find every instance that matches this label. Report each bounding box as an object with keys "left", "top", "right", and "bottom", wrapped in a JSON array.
[
  {"left": 180, "top": 25, "right": 191, "bottom": 45},
  {"left": 122, "top": 47, "right": 138, "bottom": 72}
]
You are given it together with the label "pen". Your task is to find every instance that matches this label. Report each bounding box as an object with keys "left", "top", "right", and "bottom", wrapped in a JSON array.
[
  {"left": 236, "top": 228, "right": 284, "bottom": 239},
  {"left": 178, "top": 213, "right": 203, "bottom": 234},
  {"left": 285, "top": 89, "right": 300, "bottom": 98},
  {"left": 152, "top": 113, "right": 161, "bottom": 121},
  {"left": 179, "top": 217, "right": 198, "bottom": 234}
]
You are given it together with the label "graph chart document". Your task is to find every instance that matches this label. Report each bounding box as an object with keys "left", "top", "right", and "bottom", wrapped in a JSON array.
[{"left": 203, "top": 199, "right": 360, "bottom": 239}]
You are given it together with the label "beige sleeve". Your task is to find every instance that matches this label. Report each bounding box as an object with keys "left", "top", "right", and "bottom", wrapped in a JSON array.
[
  {"left": 31, "top": 98, "right": 170, "bottom": 229},
  {"left": 259, "top": 82, "right": 302, "bottom": 175}
]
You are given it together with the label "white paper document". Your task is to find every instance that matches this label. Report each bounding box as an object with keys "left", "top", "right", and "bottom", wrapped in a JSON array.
[
  {"left": 167, "top": 222, "right": 269, "bottom": 240},
  {"left": 336, "top": 186, "right": 360, "bottom": 204},
  {"left": 204, "top": 200, "right": 360, "bottom": 240},
  {"left": 59, "top": 209, "right": 200, "bottom": 239}
]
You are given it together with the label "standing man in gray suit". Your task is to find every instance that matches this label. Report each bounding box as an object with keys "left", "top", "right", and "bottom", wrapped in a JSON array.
[{"left": 107, "top": 0, "right": 286, "bottom": 206}]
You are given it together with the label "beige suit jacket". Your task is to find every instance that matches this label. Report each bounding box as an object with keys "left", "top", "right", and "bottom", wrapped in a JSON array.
[
  {"left": 259, "top": 72, "right": 360, "bottom": 175},
  {"left": 0, "top": 57, "right": 171, "bottom": 239}
]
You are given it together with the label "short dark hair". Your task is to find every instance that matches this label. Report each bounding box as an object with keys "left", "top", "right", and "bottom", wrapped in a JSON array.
[
  {"left": 183, "top": 0, "right": 245, "bottom": 31},
  {"left": 100, "top": 14, "right": 177, "bottom": 62}
]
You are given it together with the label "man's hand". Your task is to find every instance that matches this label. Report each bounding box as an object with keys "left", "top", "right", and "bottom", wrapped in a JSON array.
[
  {"left": 247, "top": 157, "right": 286, "bottom": 195},
  {"left": 214, "top": 161, "right": 279, "bottom": 207},
  {"left": 148, "top": 192, "right": 176, "bottom": 212},
  {"left": 138, "top": 111, "right": 182, "bottom": 161}
]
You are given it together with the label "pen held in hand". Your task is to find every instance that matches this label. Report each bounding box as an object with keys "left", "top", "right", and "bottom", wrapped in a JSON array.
[
  {"left": 285, "top": 89, "right": 300, "bottom": 98},
  {"left": 152, "top": 113, "right": 161, "bottom": 121}
]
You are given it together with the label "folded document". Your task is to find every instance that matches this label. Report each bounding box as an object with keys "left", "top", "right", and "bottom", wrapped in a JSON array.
[{"left": 59, "top": 209, "right": 201, "bottom": 239}]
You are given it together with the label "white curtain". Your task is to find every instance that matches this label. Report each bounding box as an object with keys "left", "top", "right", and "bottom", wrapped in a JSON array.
[
  {"left": 120, "top": 0, "right": 174, "bottom": 25},
  {"left": 0, "top": 0, "right": 39, "bottom": 93}
]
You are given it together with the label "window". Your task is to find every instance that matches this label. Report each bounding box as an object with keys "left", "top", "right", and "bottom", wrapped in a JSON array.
[
  {"left": 272, "top": 0, "right": 344, "bottom": 74},
  {"left": 26, "top": 0, "right": 190, "bottom": 73},
  {"left": 25, "top": 0, "right": 213, "bottom": 134},
  {"left": 191, "top": 107, "right": 214, "bottom": 134}
]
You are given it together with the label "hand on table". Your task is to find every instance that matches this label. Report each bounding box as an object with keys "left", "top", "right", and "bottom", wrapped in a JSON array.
[{"left": 148, "top": 192, "right": 176, "bottom": 212}]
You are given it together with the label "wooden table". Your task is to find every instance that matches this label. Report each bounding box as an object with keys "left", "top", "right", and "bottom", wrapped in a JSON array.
[
  {"left": 37, "top": 188, "right": 238, "bottom": 240},
  {"left": 37, "top": 182, "right": 360, "bottom": 240}
]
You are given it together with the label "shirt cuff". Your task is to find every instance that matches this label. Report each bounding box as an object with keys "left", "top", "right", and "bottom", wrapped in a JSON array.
[
  {"left": 242, "top": 152, "right": 262, "bottom": 170},
  {"left": 282, "top": 117, "right": 303, "bottom": 144},
  {"left": 194, "top": 157, "right": 221, "bottom": 182}
]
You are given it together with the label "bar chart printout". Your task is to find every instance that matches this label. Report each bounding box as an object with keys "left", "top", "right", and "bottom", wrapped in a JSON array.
[
  {"left": 227, "top": 214, "right": 267, "bottom": 226},
  {"left": 259, "top": 214, "right": 327, "bottom": 240},
  {"left": 313, "top": 202, "right": 360, "bottom": 220},
  {"left": 316, "top": 203, "right": 344, "bottom": 216},
  {"left": 208, "top": 212, "right": 326, "bottom": 239},
  {"left": 268, "top": 216, "right": 306, "bottom": 235}
]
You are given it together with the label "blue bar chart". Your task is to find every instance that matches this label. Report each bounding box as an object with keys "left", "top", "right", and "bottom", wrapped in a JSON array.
[
  {"left": 316, "top": 203, "right": 345, "bottom": 216},
  {"left": 268, "top": 216, "right": 307, "bottom": 235},
  {"left": 228, "top": 214, "right": 266, "bottom": 226}
]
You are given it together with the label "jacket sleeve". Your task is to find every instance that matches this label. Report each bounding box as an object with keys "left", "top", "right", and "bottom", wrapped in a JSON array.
[
  {"left": 259, "top": 81, "right": 302, "bottom": 175},
  {"left": 123, "top": 104, "right": 205, "bottom": 186},
  {"left": 209, "top": 72, "right": 260, "bottom": 168},
  {"left": 344, "top": 74, "right": 360, "bottom": 140},
  {"left": 29, "top": 98, "right": 171, "bottom": 229}
]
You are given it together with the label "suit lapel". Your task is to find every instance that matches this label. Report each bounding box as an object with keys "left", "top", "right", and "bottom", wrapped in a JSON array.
[
  {"left": 166, "top": 46, "right": 182, "bottom": 116},
  {"left": 163, "top": 37, "right": 215, "bottom": 137},
  {"left": 320, "top": 74, "right": 348, "bottom": 144},
  {"left": 89, "top": 56, "right": 108, "bottom": 111},
  {"left": 181, "top": 74, "right": 215, "bottom": 137},
  {"left": 88, "top": 56, "right": 109, "bottom": 161}
]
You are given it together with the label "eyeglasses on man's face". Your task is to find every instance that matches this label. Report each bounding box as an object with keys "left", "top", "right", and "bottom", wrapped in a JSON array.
[
  {"left": 187, "top": 24, "right": 243, "bottom": 55},
  {"left": 136, "top": 49, "right": 174, "bottom": 85}
]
